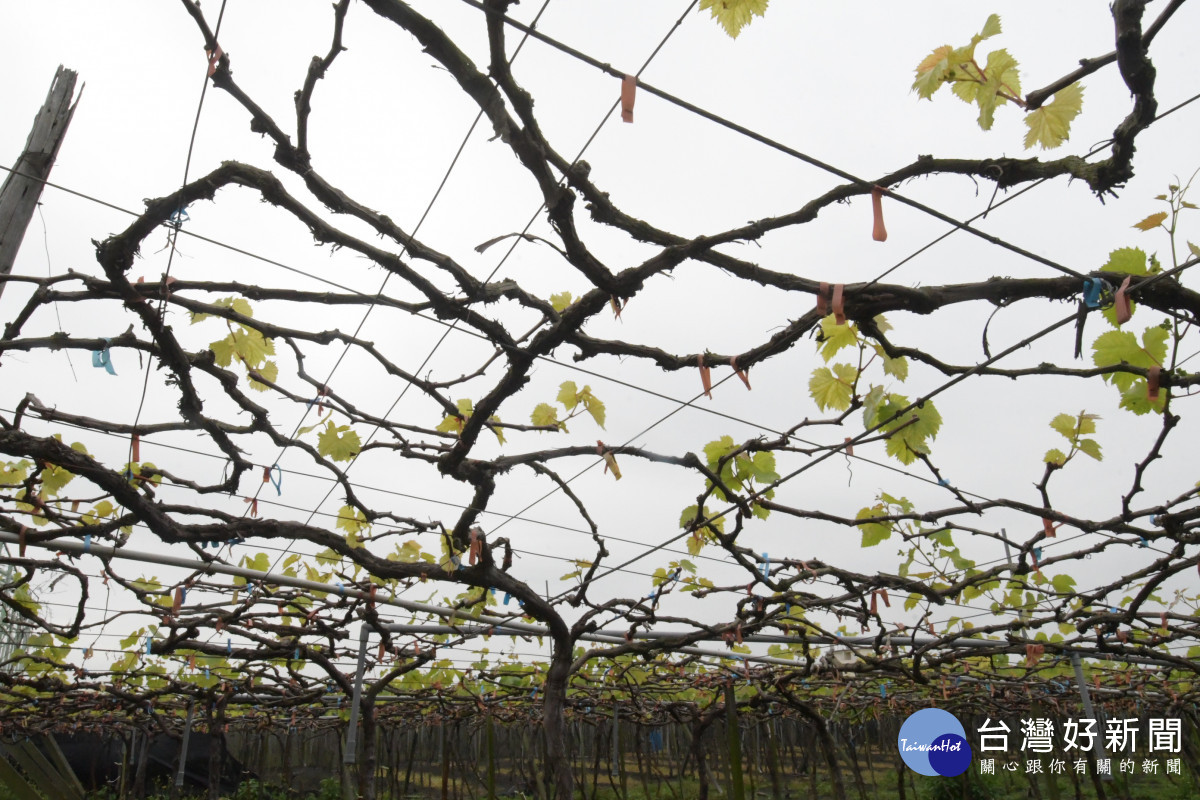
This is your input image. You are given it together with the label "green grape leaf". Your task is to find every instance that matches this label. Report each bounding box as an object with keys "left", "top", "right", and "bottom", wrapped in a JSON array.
[
  {"left": 868, "top": 394, "right": 942, "bottom": 465},
  {"left": 748, "top": 451, "right": 779, "bottom": 484},
  {"left": 390, "top": 540, "right": 424, "bottom": 563},
  {"left": 861, "top": 385, "right": 885, "bottom": 428},
  {"left": 317, "top": 421, "right": 361, "bottom": 462},
  {"left": 1043, "top": 448, "right": 1067, "bottom": 466},
  {"left": 1132, "top": 212, "right": 1168, "bottom": 232},
  {"left": 856, "top": 504, "right": 892, "bottom": 547},
  {"left": 951, "top": 76, "right": 980, "bottom": 104},
  {"left": 978, "top": 13, "right": 1002, "bottom": 40},
  {"left": 1092, "top": 328, "right": 1166, "bottom": 391},
  {"left": 879, "top": 492, "right": 914, "bottom": 513},
  {"left": 336, "top": 505, "right": 370, "bottom": 537},
  {"left": 228, "top": 298, "right": 253, "bottom": 318},
  {"left": 248, "top": 360, "right": 278, "bottom": 392},
  {"left": 808, "top": 364, "right": 857, "bottom": 412},
  {"left": 700, "top": 0, "right": 768, "bottom": 38},
  {"left": 750, "top": 491, "right": 774, "bottom": 521},
  {"left": 549, "top": 292, "right": 573, "bottom": 312},
  {"left": 437, "top": 399, "right": 476, "bottom": 437},
  {"left": 1050, "top": 573, "right": 1076, "bottom": 594},
  {"left": 210, "top": 335, "right": 237, "bottom": 367},
  {"left": 1119, "top": 380, "right": 1167, "bottom": 415},
  {"left": 703, "top": 436, "right": 737, "bottom": 471},
  {"left": 487, "top": 415, "right": 506, "bottom": 445},
  {"left": 557, "top": 381, "right": 579, "bottom": 410},
  {"left": 679, "top": 504, "right": 724, "bottom": 534},
  {"left": 135, "top": 462, "right": 163, "bottom": 486},
  {"left": 975, "top": 48, "right": 1020, "bottom": 130},
  {"left": 1100, "top": 247, "right": 1148, "bottom": 276},
  {"left": 0, "top": 460, "right": 33, "bottom": 486},
  {"left": 229, "top": 326, "right": 274, "bottom": 366},
  {"left": 1077, "top": 439, "right": 1102, "bottom": 461},
  {"left": 872, "top": 344, "right": 909, "bottom": 381},
  {"left": 531, "top": 403, "right": 561, "bottom": 430},
  {"left": 913, "top": 45, "right": 953, "bottom": 100},
  {"left": 82, "top": 500, "right": 116, "bottom": 526},
  {"left": 1049, "top": 413, "right": 1077, "bottom": 440},
  {"left": 579, "top": 387, "right": 606, "bottom": 429},
  {"left": 239, "top": 552, "right": 270, "bottom": 573},
  {"left": 1141, "top": 325, "right": 1169, "bottom": 364},
  {"left": 1023, "top": 82, "right": 1083, "bottom": 150},
  {"left": 818, "top": 316, "right": 858, "bottom": 362},
  {"left": 39, "top": 462, "right": 76, "bottom": 497}
]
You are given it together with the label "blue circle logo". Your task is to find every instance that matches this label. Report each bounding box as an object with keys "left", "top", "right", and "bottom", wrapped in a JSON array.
[{"left": 897, "top": 708, "right": 972, "bottom": 776}]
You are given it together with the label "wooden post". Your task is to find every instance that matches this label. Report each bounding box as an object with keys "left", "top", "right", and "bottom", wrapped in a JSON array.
[{"left": 0, "top": 65, "right": 79, "bottom": 298}]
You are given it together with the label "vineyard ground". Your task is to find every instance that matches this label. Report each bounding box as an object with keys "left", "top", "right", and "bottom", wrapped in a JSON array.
[{"left": 3, "top": 746, "right": 1193, "bottom": 800}]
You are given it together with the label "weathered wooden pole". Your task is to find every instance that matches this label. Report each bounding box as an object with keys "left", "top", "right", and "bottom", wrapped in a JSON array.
[{"left": 0, "top": 65, "right": 79, "bottom": 299}]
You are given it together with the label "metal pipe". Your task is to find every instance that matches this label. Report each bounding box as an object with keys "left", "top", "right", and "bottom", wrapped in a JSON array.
[
  {"left": 174, "top": 703, "right": 195, "bottom": 788},
  {"left": 343, "top": 624, "right": 371, "bottom": 765}
]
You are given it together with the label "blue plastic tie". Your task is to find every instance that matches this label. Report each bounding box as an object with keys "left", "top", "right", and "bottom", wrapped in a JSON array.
[
  {"left": 335, "top": 581, "right": 345, "bottom": 595},
  {"left": 294, "top": 647, "right": 300, "bottom": 660},
  {"left": 145, "top": 636, "right": 152, "bottom": 655},
  {"left": 937, "top": 478, "right": 950, "bottom": 487},
  {"left": 205, "top": 668, "right": 210, "bottom": 679},
  {"left": 503, "top": 592, "right": 511, "bottom": 605},
  {"left": 226, "top": 638, "right": 232, "bottom": 656},
  {"left": 82, "top": 534, "right": 91, "bottom": 555},
  {"left": 169, "top": 206, "right": 190, "bottom": 226},
  {"left": 1082, "top": 278, "right": 1103, "bottom": 309},
  {"left": 880, "top": 683, "right": 887, "bottom": 699},
  {"left": 1139, "top": 537, "right": 1148, "bottom": 548},
  {"left": 91, "top": 339, "right": 116, "bottom": 376},
  {"left": 1033, "top": 546, "right": 1043, "bottom": 561},
  {"left": 268, "top": 464, "right": 283, "bottom": 495}
]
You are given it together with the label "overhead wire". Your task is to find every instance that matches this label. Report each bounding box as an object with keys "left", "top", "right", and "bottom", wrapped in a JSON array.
[
  {"left": 249, "top": 0, "right": 561, "bottom": 578},
  {"left": 6, "top": 86, "right": 1200, "bottom": 519},
  {"left": 4, "top": 6, "right": 1195, "bottom": 681},
  {"left": 455, "top": 0, "right": 1088, "bottom": 279}
]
